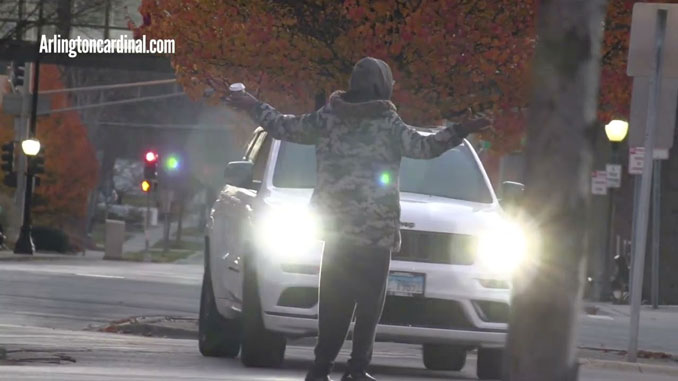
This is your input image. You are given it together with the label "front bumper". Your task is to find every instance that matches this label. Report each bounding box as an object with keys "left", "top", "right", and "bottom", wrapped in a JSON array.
[
  {"left": 264, "top": 312, "right": 506, "bottom": 346},
  {"left": 254, "top": 245, "right": 511, "bottom": 347}
]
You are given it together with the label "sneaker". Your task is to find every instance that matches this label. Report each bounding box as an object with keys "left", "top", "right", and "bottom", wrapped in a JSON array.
[{"left": 340, "top": 370, "right": 376, "bottom": 381}]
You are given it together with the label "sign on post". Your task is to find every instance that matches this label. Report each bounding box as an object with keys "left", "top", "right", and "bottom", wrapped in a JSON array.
[
  {"left": 626, "top": 2, "right": 678, "bottom": 363},
  {"left": 629, "top": 147, "right": 644, "bottom": 175},
  {"left": 591, "top": 170, "right": 608, "bottom": 195},
  {"left": 628, "top": 146, "right": 670, "bottom": 175},
  {"left": 606, "top": 164, "right": 622, "bottom": 188},
  {"left": 629, "top": 77, "right": 678, "bottom": 150}
]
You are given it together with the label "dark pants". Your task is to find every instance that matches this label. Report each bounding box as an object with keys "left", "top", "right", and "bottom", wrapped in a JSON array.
[{"left": 311, "top": 241, "right": 391, "bottom": 374}]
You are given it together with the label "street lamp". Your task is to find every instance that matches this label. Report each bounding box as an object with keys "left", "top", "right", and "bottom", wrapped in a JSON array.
[
  {"left": 21, "top": 138, "right": 41, "bottom": 156},
  {"left": 605, "top": 119, "right": 629, "bottom": 144},
  {"left": 601, "top": 119, "right": 629, "bottom": 300},
  {"left": 14, "top": 138, "right": 41, "bottom": 254}
]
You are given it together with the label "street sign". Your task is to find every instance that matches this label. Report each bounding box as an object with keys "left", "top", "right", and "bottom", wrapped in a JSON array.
[
  {"left": 627, "top": 3, "right": 678, "bottom": 78},
  {"left": 629, "top": 147, "right": 644, "bottom": 174},
  {"left": 629, "top": 76, "right": 678, "bottom": 149},
  {"left": 626, "top": 3, "right": 678, "bottom": 363},
  {"left": 591, "top": 170, "right": 608, "bottom": 195},
  {"left": 628, "top": 147, "right": 669, "bottom": 175},
  {"left": 606, "top": 164, "right": 622, "bottom": 188}
]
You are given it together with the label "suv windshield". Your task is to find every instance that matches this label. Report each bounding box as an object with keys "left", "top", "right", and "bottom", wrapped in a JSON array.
[{"left": 273, "top": 141, "right": 493, "bottom": 203}]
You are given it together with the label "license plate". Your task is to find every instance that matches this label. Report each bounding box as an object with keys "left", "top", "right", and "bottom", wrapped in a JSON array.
[{"left": 387, "top": 272, "right": 425, "bottom": 297}]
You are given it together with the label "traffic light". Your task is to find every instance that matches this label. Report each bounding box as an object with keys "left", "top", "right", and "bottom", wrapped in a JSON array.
[
  {"left": 1, "top": 141, "right": 16, "bottom": 176},
  {"left": 29, "top": 149, "right": 45, "bottom": 175},
  {"left": 8, "top": 62, "right": 25, "bottom": 91},
  {"left": 164, "top": 154, "right": 180, "bottom": 172},
  {"left": 144, "top": 150, "right": 158, "bottom": 179},
  {"left": 141, "top": 180, "right": 151, "bottom": 192}
]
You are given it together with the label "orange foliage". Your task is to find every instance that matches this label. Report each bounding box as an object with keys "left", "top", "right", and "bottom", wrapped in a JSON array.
[
  {"left": 32, "top": 65, "right": 99, "bottom": 226},
  {"left": 132, "top": 0, "right": 672, "bottom": 155},
  {"left": 134, "top": 0, "right": 535, "bottom": 154}
]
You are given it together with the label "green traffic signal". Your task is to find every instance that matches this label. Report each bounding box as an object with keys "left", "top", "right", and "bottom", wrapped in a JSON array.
[{"left": 165, "top": 155, "right": 180, "bottom": 171}]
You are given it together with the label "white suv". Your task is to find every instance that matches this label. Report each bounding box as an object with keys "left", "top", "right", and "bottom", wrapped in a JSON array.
[{"left": 199, "top": 127, "right": 525, "bottom": 380}]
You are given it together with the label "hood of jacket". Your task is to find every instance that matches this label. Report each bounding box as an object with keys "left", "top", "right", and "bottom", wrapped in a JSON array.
[{"left": 346, "top": 57, "right": 394, "bottom": 101}]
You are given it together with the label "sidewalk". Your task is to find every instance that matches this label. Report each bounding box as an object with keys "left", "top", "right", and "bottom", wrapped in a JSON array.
[
  {"left": 590, "top": 302, "right": 678, "bottom": 319},
  {"left": 581, "top": 302, "right": 678, "bottom": 355}
]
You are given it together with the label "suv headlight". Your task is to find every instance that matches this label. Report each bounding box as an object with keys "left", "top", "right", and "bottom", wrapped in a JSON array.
[
  {"left": 476, "top": 221, "right": 527, "bottom": 275},
  {"left": 255, "top": 206, "right": 320, "bottom": 261}
]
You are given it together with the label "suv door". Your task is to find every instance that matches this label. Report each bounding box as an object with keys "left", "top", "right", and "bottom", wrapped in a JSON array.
[{"left": 211, "top": 129, "right": 272, "bottom": 308}]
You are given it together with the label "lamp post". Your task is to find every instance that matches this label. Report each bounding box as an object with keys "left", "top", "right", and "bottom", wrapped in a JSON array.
[
  {"left": 602, "top": 120, "right": 629, "bottom": 300},
  {"left": 14, "top": 138, "right": 41, "bottom": 254}
]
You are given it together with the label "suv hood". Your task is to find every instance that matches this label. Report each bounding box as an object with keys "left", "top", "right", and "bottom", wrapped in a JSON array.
[{"left": 263, "top": 189, "right": 504, "bottom": 236}]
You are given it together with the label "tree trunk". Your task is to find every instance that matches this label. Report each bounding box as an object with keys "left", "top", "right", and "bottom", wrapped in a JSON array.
[{"left": 504, "top": 1, "right": 608, "bottom": 380}]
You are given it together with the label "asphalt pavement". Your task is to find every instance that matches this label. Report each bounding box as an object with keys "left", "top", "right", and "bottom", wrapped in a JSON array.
[
  {"left": 0, "top": 259, "right": 201, "bottom": 330},
  {"left": 1, "top": 257, "right": 677, "bottom": 380}
]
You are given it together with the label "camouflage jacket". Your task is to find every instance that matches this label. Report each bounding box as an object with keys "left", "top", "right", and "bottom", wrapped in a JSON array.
[{"left": 251, "top": 91, "right": 465, "bottom": 251}]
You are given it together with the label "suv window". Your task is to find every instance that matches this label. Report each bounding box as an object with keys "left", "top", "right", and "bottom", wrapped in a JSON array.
[
  {"left": 273, "top": 141, "right": 493, "bottom": 203},
  {"left": 245, "top": 130, "right": 265, "bottom": 161}
]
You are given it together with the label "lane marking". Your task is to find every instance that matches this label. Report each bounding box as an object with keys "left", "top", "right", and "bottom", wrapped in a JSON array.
[
  {"left": 74, "top": 273, "right": 125, "bottom": 279},
  {"left": 586, "top": 314, "right": 614, "bottom": 320}
]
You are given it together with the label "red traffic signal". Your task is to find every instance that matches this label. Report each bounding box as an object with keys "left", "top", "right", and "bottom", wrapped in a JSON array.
[
  {"left": 145, "top": 151, "right": 158, "bottom": 163},
  {"left": 141, "top": 180, "right": 152, "bottom": 192}
]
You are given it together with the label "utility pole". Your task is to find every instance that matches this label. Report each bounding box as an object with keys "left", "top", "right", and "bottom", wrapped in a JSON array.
[{"left": 504, "top": 0, "right": 608, "bottom": 380}]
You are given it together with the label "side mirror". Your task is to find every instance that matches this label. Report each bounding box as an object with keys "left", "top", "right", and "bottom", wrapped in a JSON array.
[
  {"left": 224, "top": 161, "right": 254, "bottom": 189},
  {"left": 500, "top": 181, "right": 525, "bottom": 207}
]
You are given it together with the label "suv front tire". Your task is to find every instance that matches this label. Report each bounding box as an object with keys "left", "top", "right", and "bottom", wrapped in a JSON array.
[
  {"left": 240, "top": 251, "right": 287, "bottom": 368},
  {"left": 198, "top": 247, "right": 241, "bottom": 358}
]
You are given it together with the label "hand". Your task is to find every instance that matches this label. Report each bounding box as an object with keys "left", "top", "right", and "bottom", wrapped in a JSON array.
[
  {"left": 461, "top": 110, "right": 494, "bottom": 133},
  {"left": 462, "top": 117, "right": 492, "bottom": 134},
  {"left": 224, "top": 91, "right": 259, "bottom": 112}
]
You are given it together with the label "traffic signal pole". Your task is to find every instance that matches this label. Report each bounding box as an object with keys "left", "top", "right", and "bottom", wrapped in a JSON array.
[
  {"left": 142, "top": 151, "right": 158, "bottom": 261},
  {"left": 144, "top": 190, "right": 150, "bottom": 262}
]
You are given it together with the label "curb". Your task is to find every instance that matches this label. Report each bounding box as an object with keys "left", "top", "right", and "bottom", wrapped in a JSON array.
[
  {"left": 580, "top": 358, "right": 678, "bottom": 376},
  {"left": 0, "top": 254, "right": 74, "bottom": 261}
]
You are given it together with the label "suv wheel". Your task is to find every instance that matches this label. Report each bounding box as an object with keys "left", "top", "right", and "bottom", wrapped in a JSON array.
[
  {"left": 477, "top": 348, "right": 504, "bottom": 380},
  {"left": 240, "top": 254, "right": 286, "bottom": 368},
  {"left": 198, "top": 258, "right": 241, "bottom": 358},
  {"left": 422, "top": 344, "right": 467, "bottom": 371}
]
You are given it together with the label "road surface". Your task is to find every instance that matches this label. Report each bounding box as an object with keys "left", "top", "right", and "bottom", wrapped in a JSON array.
[{"left": 1, "top": 258, "right": 676, "bottom": 380}]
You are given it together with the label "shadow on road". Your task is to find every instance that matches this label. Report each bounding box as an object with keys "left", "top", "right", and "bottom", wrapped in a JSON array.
[{"left": 282, "top": 358, "right": 476, "bottom": 380}]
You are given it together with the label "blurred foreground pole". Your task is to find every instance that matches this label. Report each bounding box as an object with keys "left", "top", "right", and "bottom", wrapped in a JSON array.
[{"left": 504, "top": 1, "right": 608, "bottom": 380}]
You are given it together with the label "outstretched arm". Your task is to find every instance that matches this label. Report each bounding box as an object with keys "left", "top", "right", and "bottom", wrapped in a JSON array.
[
  {"left": 393, "top": 115, "right": 491, "bottom": 159},
  {"left": 249, "top": 102, "right": 323, "bottom": 145},
  {"left": 223, "top": 90, "right": 323, "bottom": 144}
]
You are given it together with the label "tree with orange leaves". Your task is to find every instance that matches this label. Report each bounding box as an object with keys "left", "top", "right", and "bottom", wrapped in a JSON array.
[
  {"left": 133, "top": 0, "right": 535, "bottom": 154},
  {"left": 133, "top": 0, "right": 665, "bottom": 156},
  {"left": 23, "top": 65, "right": 98, "bottom": 230}
]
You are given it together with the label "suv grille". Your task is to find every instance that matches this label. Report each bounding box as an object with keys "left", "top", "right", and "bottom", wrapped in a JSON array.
[
  {"left": 393, "top": 230, "right": 476, "bottom": 265},
  {"left": 379, "top": 296, "right": 474, "bottom": 330}
]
